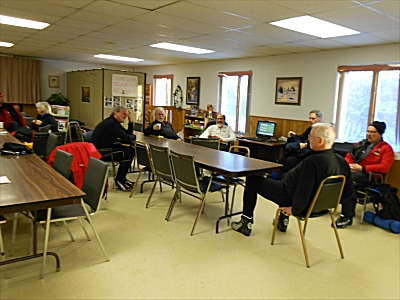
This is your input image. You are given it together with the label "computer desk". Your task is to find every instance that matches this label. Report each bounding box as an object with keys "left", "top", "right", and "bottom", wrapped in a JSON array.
[{"left": 237, "top": 137, "right": 286, "bottom": 162}]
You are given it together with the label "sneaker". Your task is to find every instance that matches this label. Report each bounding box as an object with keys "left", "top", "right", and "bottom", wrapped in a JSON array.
[
  {"left": 232, "top": 215, "right": 253, "bottom": 236},
  {"left": 115, "top": 180, "right": 132, "bottom": 191},
  {"left": 334, "top": 215, "right": 353, "bottom": 228},
  {"left": 273, "top": 211, "right": 289, "bottom": 232},
  {"left": 124, "top": 179, "right": 134, "bottom": 187}
]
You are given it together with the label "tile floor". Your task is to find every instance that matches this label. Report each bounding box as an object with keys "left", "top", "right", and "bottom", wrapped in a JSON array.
[{"left": 0, "top": 172, "right": 399, "bottom": 299}]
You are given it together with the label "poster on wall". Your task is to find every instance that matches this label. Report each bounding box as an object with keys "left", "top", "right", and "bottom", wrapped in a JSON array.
[
  {"left": 134, "top": 99, "right": 142, "bottom": 113},
  {"left": 82, "top": 86, "right": 90, "bottom": 102},
  {"left": 104, "top": 96, "right": 113, "bottom": 107},
  {"left": 112, "top": 74, "right": 138, "bottom": 97},
  {"left": 113, "top": 96, "right": 121, "bottom": 107},
  {"left": 126, "top": 98, "right": 133, "bottom": 109}
]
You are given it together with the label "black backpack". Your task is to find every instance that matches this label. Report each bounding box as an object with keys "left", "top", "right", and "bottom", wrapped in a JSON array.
[
  {"left": 15, "top": 126, "right": 34, "bottom": 143},
  {"left": 369, "top": 183, "right": 400, "bottom": 221}
]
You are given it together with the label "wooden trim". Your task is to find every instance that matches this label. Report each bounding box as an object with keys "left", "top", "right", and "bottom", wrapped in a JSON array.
[
  {"left": 337, "top": 65, "right": 400, "bottom": 72},
  {"left": 153, "top": 74, "right": 174, "bottom": 79},
  {"left": 218, "top": 71, "right": 253, "bottom": 77}
]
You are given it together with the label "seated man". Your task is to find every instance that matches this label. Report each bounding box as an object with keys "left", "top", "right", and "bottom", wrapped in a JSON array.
[
  {"left": 232, "top": 123, "right": 354, "bottom": 236},
  {"left": 0, "top": 92, "right": 27, "bottom": 132},
  {"left": 335, "top": 121, "right": 395, "bottom": 228},
  {"left": 144, "top": 107, "right": 181, "bottom": 141},
  {"left": 199, "top": 114, "right": 236, "bottom": 151},
  {"left": 91, "top": 106, "right": 136, "bottom": 191},
  {"left": 279, "top": 109, "right": 323, "bottom": 175}
]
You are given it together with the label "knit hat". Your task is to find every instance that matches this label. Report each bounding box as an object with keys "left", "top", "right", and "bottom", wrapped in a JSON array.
[{"left": 369, "top": 121, "right": 386, "bottom": 135}]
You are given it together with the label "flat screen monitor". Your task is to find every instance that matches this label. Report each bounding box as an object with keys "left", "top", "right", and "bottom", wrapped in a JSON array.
[{"left": 256, "top": 120, "right": 276, "bottom": 139}]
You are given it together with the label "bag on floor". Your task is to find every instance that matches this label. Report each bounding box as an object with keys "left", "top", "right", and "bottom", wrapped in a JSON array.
[{"left": 369, "top": 183, "right": 400, "bottom": 221}]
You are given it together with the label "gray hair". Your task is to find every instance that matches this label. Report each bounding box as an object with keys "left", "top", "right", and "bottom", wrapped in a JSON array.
[
  {"left": 110, "top": 106, "right": 126, "bottom": 117},
  {"left": 310, "top": 109, "right": 323, "bottom": 119},
  {"left": 36, "top": 101, "right": 51, "bottom": 114},
  {"left": 312, "top": 123, "right": 335, "bottom": 147},
  {"left": 153, "top": 107, "right": 165, "bottom": 119}
]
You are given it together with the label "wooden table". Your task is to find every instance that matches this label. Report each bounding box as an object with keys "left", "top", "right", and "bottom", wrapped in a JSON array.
[
  {"left": 237, "top": 138, "right": 286, "bottom": 162},
  {"left": 0, "top": 129, "right": 85, "bottom": 278},
  {"left": 135, "top": 133, "right": 282, "bottom": 232}
]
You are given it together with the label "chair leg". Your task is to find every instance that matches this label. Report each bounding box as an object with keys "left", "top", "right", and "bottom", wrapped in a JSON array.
[
  {"left": 81, "top": 201, "right": 109, "bottom": 262},
  {"left": 330, "top": 214, "right": 344, "bottom": 259},
  {"left": 62, "top": 221, "right": 76, "bottom": 242},
  {"left": 191, "top": 195, "right": 207, "bottom": 236},
  {"left": 361, "top": 195, "right": 368, "bottom": 224},
  {"left": 78, "top": 219, "right": 91, "bottom": 241},
  {"left": 111, "top": 161, "right": 117, "bottom": 192},
  {"left": 129, "top": 170, "right": 143, "bottom": 198},
  {"left": 166, "top": 188, "right": 179, "bottom": 221},
  {"left": 270, "top": 209, "right": 280, "bottom": 245},
  {"left": 0, "top": 225, "right": 8, "bottom": 279},
  {"left": 146, "top": 178, "right": 159, "bottom": 208},
  {"left": 296, "top": 218, "right": 310, "bottom": 268}
]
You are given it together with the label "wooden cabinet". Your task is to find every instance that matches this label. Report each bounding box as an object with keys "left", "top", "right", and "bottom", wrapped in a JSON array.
[{"left": 183, "top": 110, "right": 216, "bottom": 142}]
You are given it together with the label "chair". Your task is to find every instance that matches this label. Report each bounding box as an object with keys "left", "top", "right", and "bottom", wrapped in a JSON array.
[
  {"left": 129, "top": 141, "right": 155, "bottom": 197},
  {"left": 358, "top": 171, "right": 390, "bottom": 223},
  {"left": 271, "top": 175, "right": 346, "bottom": 268},
  {"left": 33, "top": 132, "right": 49, "bottom": 158},
  {"left": 0, "top": 215, "right": 8, "bottom": 278},
  {"left": 190, "top": 137, "right": 220, "bottom": 150},
  {"left": 34, "top": 157, "right": 110, "bottom": 262},
  {"left": 67, "top": 121, "right": 84, "bottom": 143},
  {"left": 167, "top": 150, "right": 226, "bottom": 235},
  {"left": 24, "top": 116, "right": 35, "bottom": 128},
  {"left": 38, "top": 124, "right": 51, "bottom": 133},
  {"left": 82, "top": 131, "right": 93, "bottom": 142},
  {"left": 146, "top": 144, "right": 175, "bottom": 208},
  {"left": 44, "top": 132, "right": 65, "bottom": 159},
  {"left": 133, "top": 122, "right": 143, "bottom": 132}
]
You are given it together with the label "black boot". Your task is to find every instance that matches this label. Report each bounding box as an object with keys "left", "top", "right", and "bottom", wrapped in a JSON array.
[
  {"left": 232, "top": 215, "right": 253, "bottom": 236},
  {"left": 272, "top": 211, "right": 289, "bottom": 232}
]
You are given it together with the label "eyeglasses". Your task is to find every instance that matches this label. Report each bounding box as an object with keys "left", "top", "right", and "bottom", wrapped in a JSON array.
[
  {"left": 367, "top": 130, "right": 378, "bottom": 134},
  {"left": 309, "top": 117, "right": 317, "bottom": 120},
  {"left": 308, "top": 134, "right": 320, "bottom": 139}
]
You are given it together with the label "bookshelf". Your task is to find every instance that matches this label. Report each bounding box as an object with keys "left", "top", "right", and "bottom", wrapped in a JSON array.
[{"left": 51, "top": 105, "right": 69, "bottom": 132}]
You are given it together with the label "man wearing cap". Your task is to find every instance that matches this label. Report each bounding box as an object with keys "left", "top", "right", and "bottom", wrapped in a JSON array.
[{"left": 335, "top": 121, "right": 395, "bottom": 228}]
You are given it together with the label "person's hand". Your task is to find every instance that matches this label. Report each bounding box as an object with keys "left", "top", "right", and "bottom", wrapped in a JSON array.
[
  {"left": 126, "top": 110, "right": 133, "bottom": 122},
  {"left": 300, "top": 142, "right": 307, "bottom": 149},
  {"left": 177, "top": 138, "right": 182, "bottom": 142},
  {"left": 349, "top": 163, "right": 362, "bottom": 172},
  {"left": 288, "top": 131, "right": 295, "bottom": 137},
  {"left": 280, "top": 207, "right": 293, "bottom": 216}
]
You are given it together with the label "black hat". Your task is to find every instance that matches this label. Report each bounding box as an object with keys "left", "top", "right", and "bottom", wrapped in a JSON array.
[{"left": 369, "top": 121, "right": 386, "bottom": 135}]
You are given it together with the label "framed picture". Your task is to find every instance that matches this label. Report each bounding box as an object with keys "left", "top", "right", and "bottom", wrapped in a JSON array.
[
  {"left": 48, "top": 75, "right": 59, "bottom": 88},
  {"left": 275, "top": 77, "right": 302, "bottom": 105},
  {"left": 186, "top": 77, "right": 200, "bottom": 105},
  {"left": 81, "top": 86, "right": 90, "bottom": 102}
]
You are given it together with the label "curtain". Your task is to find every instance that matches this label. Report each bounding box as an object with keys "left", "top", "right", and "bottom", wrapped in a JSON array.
[{"left": 0, "top": 56, "right": 42, "bottom": 104}]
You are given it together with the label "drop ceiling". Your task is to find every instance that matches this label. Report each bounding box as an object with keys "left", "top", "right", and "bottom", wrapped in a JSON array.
[{"left": 0, "top": 0, "right": 398, "bottom": 67}]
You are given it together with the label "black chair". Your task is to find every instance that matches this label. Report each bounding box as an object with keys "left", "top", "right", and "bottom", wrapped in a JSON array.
[
  {"left": 133, "top": 122, "right": 143, "bottom": 132},
  {"left": 332, "top": 142, "right": 354, "bottom": 158},
  {"left": 271, "top": 175, "right": 346, "bottom": 268},
  {"left": 38, "top": 124, "right": 52, "bottom": 133},
  {"left": 190, "top": 137, "right": 220, "bottom": 150},
  {"left": 23, "top": 116, "right": 35, "bottom": 128},
  {"left": 82, "top": 131, "right": 93, "bottom": 142},
  {"left": 167, "top": 150, "right": 226, "bottom": 235},
  {"left": 205, "top": 119, "right": 228, "bottom": 129},
  {"left": 33, "top": 132, "right": 50, "bottom": 158},
  {"left": 44, "top": 133, "right": 64, "bottom": 159},
  {"left": 129, "top": 141, "right": 155, "bottom": 197}
]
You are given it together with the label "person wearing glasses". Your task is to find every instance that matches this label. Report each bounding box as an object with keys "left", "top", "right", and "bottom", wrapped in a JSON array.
[
  {"left": 335, "top": 121, "right": 395, "bottom": 228},
  {"left": 278, "top": 109, "right": 323, "bottom": 176},
  {"left": 232, "top": 123, "right": 354, "bottom": 236}
]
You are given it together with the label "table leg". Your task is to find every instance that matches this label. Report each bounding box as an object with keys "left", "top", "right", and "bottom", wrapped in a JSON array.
[{"left": 40, "top": 208, "right": 52, "bottom": 279}]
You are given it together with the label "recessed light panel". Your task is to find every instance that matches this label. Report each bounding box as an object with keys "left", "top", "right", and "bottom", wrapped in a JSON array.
[
  {"left": 150, "top": 42, "right": 215, "bottom": 54},
  {"left": 0, "top": 15, "right": 49, "bottom": 30},
  {"left": 0, "top": 41, "right": 14, "bottom": 47},
  {"left": 270, "top": 16, "right": 359, "bottom": 38},
  {"left": 94, "top": 54, "right": 144, "bottom": 62}
]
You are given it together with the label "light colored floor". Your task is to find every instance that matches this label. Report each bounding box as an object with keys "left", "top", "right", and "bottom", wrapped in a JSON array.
[{"left": 1, "top": 171, "right": 399, "bottom": 300}]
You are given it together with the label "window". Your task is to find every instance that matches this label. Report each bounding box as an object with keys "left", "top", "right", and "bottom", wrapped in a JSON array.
[
  {"left": 335, "top": 65, "right": 400, "bottom": 152},
  {"left": 153, "top": 75, "right": 173, "bottom": 106},
  {"left": 218, "top": 71, "right": 252, "bottom": 133}
]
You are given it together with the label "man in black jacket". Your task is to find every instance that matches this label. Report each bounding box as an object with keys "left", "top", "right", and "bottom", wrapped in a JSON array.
[
  {"left": 232, "top": 123, "right": 354, "bottom": 236},
  {"left": 144, "top": 107, "right": 181, "bottom": 140},
  {"left": 92, "top": 106, "right": 136, "bottom": 191}
]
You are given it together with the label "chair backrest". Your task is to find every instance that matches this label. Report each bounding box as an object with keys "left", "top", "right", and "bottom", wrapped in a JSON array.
[
  {"left": 306, "top": 175, "right": 346, "bottom": 218},
  {"left": 33, "top": 132, "right": 50, "bottom": 158},
  {"left": 53, "top": 149, "right": 73, "bottom": 180},
  {"left": 24, "top": 116, "right": 35, "bottom": 128},
  {"left": 45, "top": 132, "right": 64, "bottom": 158},
  {"left": 67, "top": 121, "right": 84, "bottom": 143},
  {"left": 135, "top": 141, "right": 153, "bottom": 171},
  {"left": 205, "top": 119, "right": 228, "bottom": 129},
  {"left": 190, "top": 137, "right": 220, "bottom": 150},
  {"left": 81, "top": 157, "right": 109, "bottom": 213},
  {"left": 229, "top": 145, "right": 250, "bottom": 157},
  {"left": 149, "top": 144, "right": 174, "bottom": 183},
  {"left": 133, "top": 122, "right": 143, "bottom": 132},
  {"left": 82, "top": 131, "right": 93, "bottom": 142},
  {"left": 170, "top": 150, "right": 201, "bottom": 194},
  {"left": 38, "top": 124, "right": 51, "bottom": 132}
]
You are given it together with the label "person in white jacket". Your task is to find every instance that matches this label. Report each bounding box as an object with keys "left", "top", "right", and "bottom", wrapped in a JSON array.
[{"left": 200, "top": 114, "right": 236, "bottom": 151}]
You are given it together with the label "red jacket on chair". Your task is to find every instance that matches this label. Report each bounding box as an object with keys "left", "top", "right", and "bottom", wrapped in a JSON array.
[{"left": 47, "top": 142, "right": 102, "bottom": 189}]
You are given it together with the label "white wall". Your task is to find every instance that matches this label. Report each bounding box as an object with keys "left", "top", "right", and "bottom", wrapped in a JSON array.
[{"left": 133, "top": 44, "right": 399, "bottom": 123}]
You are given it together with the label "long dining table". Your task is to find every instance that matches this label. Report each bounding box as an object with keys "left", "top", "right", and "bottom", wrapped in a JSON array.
[
  {"left": 0, "top": 129, "right": 85, "bottom": 278},
  {"left": 134, "top": 132, "right": 282, "bottom": 233}
]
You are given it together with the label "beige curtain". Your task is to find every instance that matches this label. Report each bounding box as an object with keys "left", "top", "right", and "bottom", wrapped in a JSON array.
[{"left": 0, "top": 56, "right": 42, "bottom": 104}]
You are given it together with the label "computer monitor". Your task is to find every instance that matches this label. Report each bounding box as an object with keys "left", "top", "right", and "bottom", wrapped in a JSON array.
[{"left": 256, "top": 120, "right": 276, "bottom": 139}]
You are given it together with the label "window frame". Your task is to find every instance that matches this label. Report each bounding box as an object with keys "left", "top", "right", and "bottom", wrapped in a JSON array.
[{"left": 153, "top": 74, "right": 173, "bottom": 106}]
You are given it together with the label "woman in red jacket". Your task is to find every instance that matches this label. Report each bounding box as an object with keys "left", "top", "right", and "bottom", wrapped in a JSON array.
[{"left": 336, "top": 121, "right": 395, "bottom": 228}]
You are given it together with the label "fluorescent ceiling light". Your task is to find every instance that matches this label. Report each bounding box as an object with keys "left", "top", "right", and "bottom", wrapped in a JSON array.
[
  {"left": 270, "top": 16, "right": 359, "bottom": 38},
  {"left": 0, "top": 41, "right": 14, "bottom": 47},
  {"left": 0, "top": 15, "right": 49, "bottom": 30},
  {"left": 94, "top": 54, "right": 144, "bottom": 62},
  {"left": 150, "top": 42, "right": 215, "bottom": 54}
]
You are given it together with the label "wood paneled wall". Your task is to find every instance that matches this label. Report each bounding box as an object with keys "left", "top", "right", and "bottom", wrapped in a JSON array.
[{"left": 249, "top": 115, "right": 310, "bottom": 138}]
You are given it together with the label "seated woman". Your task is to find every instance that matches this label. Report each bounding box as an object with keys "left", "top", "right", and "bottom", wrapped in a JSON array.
[{"left": 32, "top": 101, "right": 58, "bottom": 132}]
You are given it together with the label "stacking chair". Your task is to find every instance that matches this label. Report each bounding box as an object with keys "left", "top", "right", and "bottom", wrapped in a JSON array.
[
  {"left": 167, "top": 150, "right": 226, "bottom": 235},
  {"left": 146, "top": 144, "right": 175, "bottom": 208},
  {"left": 33, "top": 132, "right": 50, "bottom": 158},
  {"left": 358, "top": 171, "right": 390, "bottom": 223},
  {"left": 82, "top": 131, "right": 93, "bottom": 142},
  {"left": 0, "top": 215, "right": 8, "bottom": 278},
  {"left": 23, "top": 116, "right": 35, "bottom": 128},
  {"left": 38, "top": 124, "right": 51, "bottom": 133},
  {"left": 44, "top": 132, "right": 65, "bottom": 160},
  {"left": 133, "top": 122, "right": 143, "bottom": 132},
  {"left": 271, "top": 175, "right": 346, "bottom": 268},
  {"left": 190, "top": 137, "right": 220, "bottom": 150},
  {"left": 129, "top": 141, "right": 155, "bottom": 197},
  {"left": 67, "top": 121, "right": 84, "bottom": 143},
  {"left": 34, "top": 157, "right": 110, "bottom": 262}
]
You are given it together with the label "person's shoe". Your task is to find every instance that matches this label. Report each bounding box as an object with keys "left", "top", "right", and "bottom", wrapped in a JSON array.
[
  {"left": 115, "top": 180, "right": 132, "bottom": 191},
  {"left": 334, "top": 215, "right": 353, "bottom": 228},
  {"left": 231, "top": 215, "right": 253, "bottom": 236},
  {"left": 124, "top": 179, "right": 134, "bottom": 188},
  {"left": 273, "top": 211, "right": 289, "bottom": 232}
]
